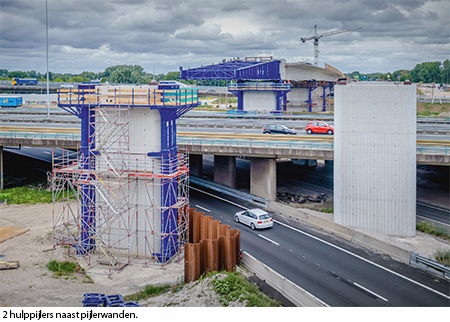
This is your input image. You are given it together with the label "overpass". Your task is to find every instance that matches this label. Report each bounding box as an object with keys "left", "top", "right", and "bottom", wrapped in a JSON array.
[{"left": 0, "top": 127, "right": 448, "bottom": 199}]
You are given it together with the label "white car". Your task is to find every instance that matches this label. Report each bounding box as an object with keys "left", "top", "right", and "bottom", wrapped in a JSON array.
[{"left": 234, "top": 209, "right": 273, "bottom": 230}]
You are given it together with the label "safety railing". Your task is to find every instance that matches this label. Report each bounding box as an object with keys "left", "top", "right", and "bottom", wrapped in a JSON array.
[
  {"left": 417, "top": 145, "right": 450, "bottom": 155},
  {"left": 228, "top": 82, "right": 291, "bottom": 92},
  {"left": 410, "top": 252, "right": 450, "bottom": 280},
  {"left": 0, "top": 131, "right": 81, "bottom": 141},
  {"left": 178, "top": 137, "right": 334, "bottom": 150},
  {"left": 0, "top": 131, "right": 448, "bottom": 156},
  {"left": 58, "top": 88, "right": 199, "bottom": 109}
]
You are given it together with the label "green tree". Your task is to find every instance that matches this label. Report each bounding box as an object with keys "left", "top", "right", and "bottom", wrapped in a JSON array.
[
  {"left": 8, "top": 71, "right": 28, "bottom": 78},
  {"left": 108, "top": 65, "right": 145, "bottom": 84},
  {"left": 0, "top": 69, "right": 8, "bottom": 78},
  {"left": 71, "top": 76, "right": 89, "bottom": 82},
  {"left": 410, "top": 62, "right": 441, "bottom": 83},
  {"left": 441, "top": 59, "right": 450, "bottom": 84},
  {"left": 163, "top": 71, "right": 180, "bottom": 81},
  {"left": 79, "top": 71, "right": 95, "bottom": 80}
]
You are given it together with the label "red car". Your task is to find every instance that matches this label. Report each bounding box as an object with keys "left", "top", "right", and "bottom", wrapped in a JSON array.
[{"left": 306, "top": 121, "right": 334, "bottom": 135}]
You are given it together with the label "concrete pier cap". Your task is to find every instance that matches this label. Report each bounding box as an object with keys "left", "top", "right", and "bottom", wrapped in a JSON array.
[{"left": 334, "top": 82, "right": 416, "bottom": 237}]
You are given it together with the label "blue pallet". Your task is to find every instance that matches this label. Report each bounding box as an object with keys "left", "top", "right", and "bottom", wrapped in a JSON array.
[
  {"left": 119, "top": 301, "right": 142, "bottom": 307},
  {"left": 82, "top": 293, "right": 105, "bottom": 307},
  {"left": 104, "top": 294, "right": 124, "bottom": 307}
]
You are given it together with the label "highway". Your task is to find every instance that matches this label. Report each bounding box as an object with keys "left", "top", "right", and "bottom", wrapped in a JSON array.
[
  {"left": 190, "top": 187, "right": 450, "bottom": 306},
  {"left": 200, "top": 155, "right": 450, "bottom": 231}
]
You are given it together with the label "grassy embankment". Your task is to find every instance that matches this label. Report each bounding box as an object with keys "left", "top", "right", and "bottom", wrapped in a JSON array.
[{"left": 124, "top": 270, "right": 280, "bottom": 307}]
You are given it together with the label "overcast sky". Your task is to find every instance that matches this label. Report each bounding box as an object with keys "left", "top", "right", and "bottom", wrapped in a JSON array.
[{"left": 0, "top": 0, "right": 449, "bottom": 76}]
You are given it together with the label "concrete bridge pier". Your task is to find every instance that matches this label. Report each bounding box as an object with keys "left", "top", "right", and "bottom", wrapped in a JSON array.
[
  {"left": 189, "top": 154, "right": 203, "bottom": 178},
  {"left": 250, "top": 158, "right": 276, "bottom": 202},
  {"left": 214, "top": 155, "right": 236, "bottom": 188}
]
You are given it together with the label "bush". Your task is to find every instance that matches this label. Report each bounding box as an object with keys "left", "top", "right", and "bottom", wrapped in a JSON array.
[
  {"left": 434, "top": 250, "right": 450, "bottom": 266},
  {"left": 416, "top": 222, "right": 450, "bottom": 240},
  {"left": 212, "top": 271, "right": 280, "bottom": 307}
]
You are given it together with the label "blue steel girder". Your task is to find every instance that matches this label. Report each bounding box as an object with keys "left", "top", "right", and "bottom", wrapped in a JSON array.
[{"left": 180, "top": 60, "right": 282, "bottom": 81}]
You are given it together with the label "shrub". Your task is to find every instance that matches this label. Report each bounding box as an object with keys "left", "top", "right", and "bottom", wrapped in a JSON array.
[
  {"left": 434, "top": 250, "right": 450, "bottom": 266},
  {"left": 212, "top": 271, "right": 280, "bottom": 307},
  {"left": 46, "top": 260, "right": 78, "bottom": 276}
]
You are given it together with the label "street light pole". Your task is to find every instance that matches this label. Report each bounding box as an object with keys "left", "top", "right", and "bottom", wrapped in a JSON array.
[{"left": 45, "top": 0, "right": 50, "bottom": 118}]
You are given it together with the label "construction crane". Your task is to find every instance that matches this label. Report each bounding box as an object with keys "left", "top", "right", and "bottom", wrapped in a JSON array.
[{"left": 301, "top": 25, "right": 361, "bottom": 66}]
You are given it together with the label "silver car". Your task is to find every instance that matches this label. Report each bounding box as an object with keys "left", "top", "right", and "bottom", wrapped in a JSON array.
[{"left": 234, "top": 209, "right": 273, "bottom": 230}]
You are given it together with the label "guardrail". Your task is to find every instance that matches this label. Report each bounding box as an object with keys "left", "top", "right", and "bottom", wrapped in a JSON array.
[
  {"left": 0, "top": 131, "right": 448, "bottom": 156},
  {"left": 179, "top": 137, "right": 334, "bottom": 150},
  {"left": 190, "top": 176, "right": 269, "bottom": 208},
  {"left": 417, "top": 145, "right": 450, "bottom": 155},
  {"left": 410, "top": 252, "right": 450, "bottom": 280},
  {"left": 0, "top": 131, "right": 81, "bottom": 141}
]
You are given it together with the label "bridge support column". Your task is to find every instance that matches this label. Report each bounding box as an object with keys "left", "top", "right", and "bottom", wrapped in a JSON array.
[
  {"left": 189, "top": 154, "right": 203, "bottom": 178},
  {"left": 334, "top": 83, "right": 416, "bottom": 237},
  {"left": 250, "top": 158, "right": 276, "bottom": 202},
  {"left": 214, "top": 155, "right": 236, "bottom": 188}
]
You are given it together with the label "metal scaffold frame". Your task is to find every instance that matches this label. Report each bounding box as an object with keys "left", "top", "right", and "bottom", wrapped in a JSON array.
[{"left": 52, "top": 85, "right": 195, "bottom": 276}]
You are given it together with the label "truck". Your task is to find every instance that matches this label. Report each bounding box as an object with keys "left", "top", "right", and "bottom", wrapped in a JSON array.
[
  {"left": 0, "top": 96, "right": 23, "bottom": 107},
  {"left": 12, "top": 78, "right": 38, "bottom": 86}
]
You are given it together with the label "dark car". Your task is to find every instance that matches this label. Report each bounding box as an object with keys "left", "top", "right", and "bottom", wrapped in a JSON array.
[{"left": 263, "top": 124, "right": 297, "bottom": 135}]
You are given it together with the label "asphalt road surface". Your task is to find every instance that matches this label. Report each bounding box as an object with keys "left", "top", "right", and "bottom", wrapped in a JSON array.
[{"left": 189, "top": 187, "right": 450, "bottom": 307}]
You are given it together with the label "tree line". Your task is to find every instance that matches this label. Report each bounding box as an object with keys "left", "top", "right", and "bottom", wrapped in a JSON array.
[
  {"left": 346, "top": 60, "right": 450, "bottom": 84},
  {"left": 2, "top": 59, "right": 449, "bottom": 85}
]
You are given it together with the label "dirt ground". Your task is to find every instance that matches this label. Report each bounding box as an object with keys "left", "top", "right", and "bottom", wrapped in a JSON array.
[
  {"left": 0, "top": 203, "right": 248, "bottom": 307},
  {"left": 1, "top": 200, "right": 449, "bottom": 307}
]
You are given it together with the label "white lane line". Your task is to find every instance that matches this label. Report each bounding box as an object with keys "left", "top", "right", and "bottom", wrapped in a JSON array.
[
  {"left": 258, "top": 234, "right": 280, "bottom": 246},
  {"left": 190, "top": 186, "right": 247, "bottom": 210},
  {"left": 195, "top": 204, "right": 211, "bottom": 213},
  {"left": 353, "top": 282, "right": 389, "bottom": 302},
  {"left": 274, "top": 219, "right": 450, "bottom": 300}
]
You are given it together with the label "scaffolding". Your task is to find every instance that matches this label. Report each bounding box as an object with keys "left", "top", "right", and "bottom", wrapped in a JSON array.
[{"left": 52, "top": 85, "right": 196, "bottom": 275}]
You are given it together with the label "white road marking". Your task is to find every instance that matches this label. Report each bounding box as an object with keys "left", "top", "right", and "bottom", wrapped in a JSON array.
[
  {"left": 44, "top": 151, "right": 51, "bottom": 154},
  {"left": 353, "top": 282, "right": 389, "bottom": 302},
  {"left": 274, "top": 219, "right": 450, "bottom": 300},
  {"left": 190, "top": 186, "right": 247, "bottom": 210},
  {"left": 258, "top": 234, "right": 280, "bottom": 246},
  {"left": 195, "top": 204, "right": 210, "bottom": 213}
]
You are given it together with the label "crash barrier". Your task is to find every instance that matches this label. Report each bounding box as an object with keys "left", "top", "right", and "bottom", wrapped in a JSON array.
[
  {"left": 189, "top": 176, "right": 269, "bottom": 208},
  {"left": 410, "top": 252, "right": 450, "bottom": 280},
  {"left": 241, "top": 251, "right": 327, "bottom": 307},
  {"left": 184, "top": 208, "right": 241, "bottom": 283},
  {"left": 82, "top": 293, "right": 142, "bottom": 307}
]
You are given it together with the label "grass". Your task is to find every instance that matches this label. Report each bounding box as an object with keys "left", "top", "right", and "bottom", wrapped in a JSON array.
[
  {"left": 46, "top": 260, "right": 78, "bottom": 276},
  {"left": 0, "top": 186, "right": 53, "bottom": 204},
  {"left": 416, "top": 102, "right": 450, "bottom": 117},
  {"left": 0, "top": 184, "right": 77, "bottom": 204},
  {"left": 320, "top": 208, "right": 334, "bottom": 213},
  {"left": 434, "top": 250, "right": 450, "bottom": 266},
  {"left": 124, "top": 284, "right": 171, "bottom": 302},
  {"left": 210, "top": 271, "right": 280, "bottom": 307},
  {"left": 416, "top": 221, "right": 450, "bottom": 241}
]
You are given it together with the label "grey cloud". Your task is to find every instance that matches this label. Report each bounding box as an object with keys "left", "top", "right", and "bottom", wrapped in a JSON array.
[{"left": 0, "top": 0, "right": 448, "bottom": 75}]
